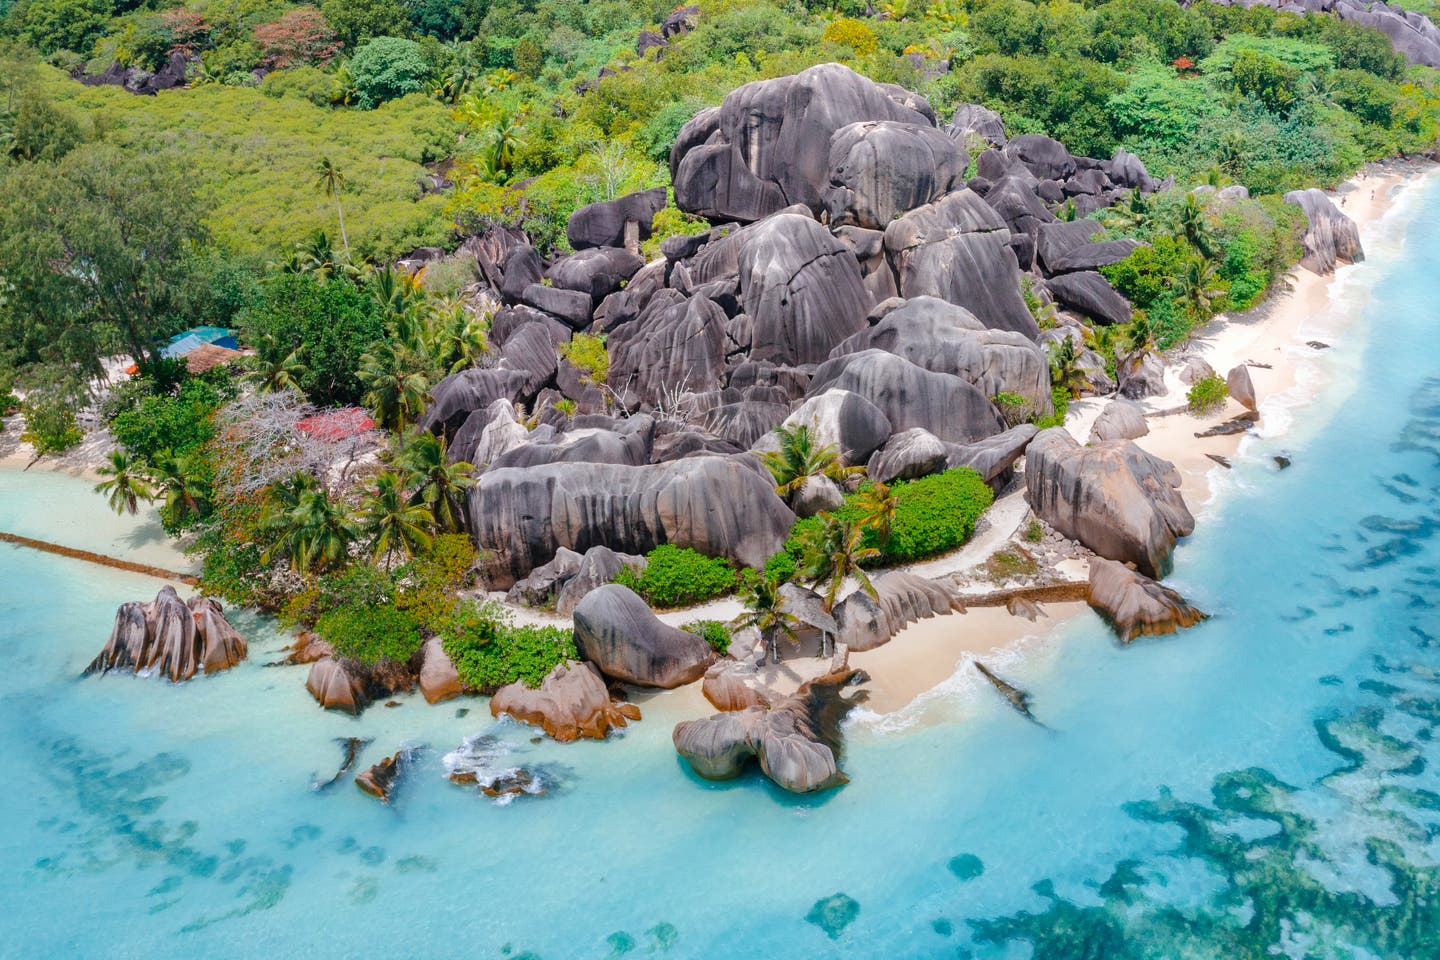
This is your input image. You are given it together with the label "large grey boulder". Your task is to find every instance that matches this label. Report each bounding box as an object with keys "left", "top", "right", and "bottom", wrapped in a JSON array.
[
  {"left": 546, "top": 247, "right": 645, "bottom": 301},
  {"left": 791, "top": 475, "right": 846, "bottom": 517},
  {"left": 470, "top": 456, "right": 795, "bottom": 587},
  {"left": 490, "top": 660, "right": 640, "bottom": 741},
  {"left": 1227, "top": 364, "right": 1257, "bottom": 412},
  {"left": 824, "top": 120, "right": 967, "bottom": 229},
  {"left": 883, "top": 188, "right": 1008, "bottom": 265},
  {"left": 1088, "top": 399, "right": 1149, "bottom": 443},
  {"left": 832, "top": 296, "right": 1052, "bottom": 414},
  {"left": 949, "top": 103, "right": 1007, "bottom": 147},
  {"left": 608, "top": 293, "right": 727, "bottom": 407},
  {"left": 1003, "top": 134, "right": 1075, "bottom": 181},
  {"left": 556, "top": 546, "right": 647, "bottom": 617},
  {"left": 866, "top": 428, "right": 949, "bottom": 483},
  {"left": 1284, "top": 188, "right": 1364, "bottom": 274},
  {"left": 492, "top": 420, "right": 655, "bottom": 470},
  {"left": 738, "top": 213, "right": 870, "bottom": 366},
  {"left": 1106, "top": 149, "right": 1153, "bottom": 190},
  {"left": 500, "top": 245, "right": 544, "bottom": 304},
  {"left": 1024, "top": 428, "right": 1194, "bottom": 579},
  {"left": 700, "top": 401, "right": 790, "bottom": 449},
  {"left": 943, "top": 423, "right": 1038, "bottom": 484},
  {"left": 420, "top": 368, "right": 530, "bottom": 439},
  {"left": 763, "top": 388, "right": 892, "bottom": 465},
  {"left": 1087, "top": 557, "right": 1208, "bottom": 643},
  {"left": 808, "top": 349, "right": 1006, "bottom": 444},
  {"left": 521, "top": 283, "right": 593, "bottom": 328},
  {"left": 85, "top": 587, "right": 247, "bottom": 683},
  {"left": 1046, "top": 271, "right": 1132, "bottom": 326},
  {"left": 506, "top": 546, "right": 585, "bottom": 606},
  {"left": 891, "top": 230, "right": 1039, "bottom": 339},
  {"left": 1118, "top": 351, "right": 1167, "bottom": 400},
  {"left": 567, "top": 187, "right": 667, "bottom": 250},
  {"left": 671, "top": 63, "right": 931, "bottom": 222},
  {"left": 834, "top": 571, "right": 966, "bottom": 651},
  {"left": 573, "top": 584, "right": 717, "bottom": 687}
]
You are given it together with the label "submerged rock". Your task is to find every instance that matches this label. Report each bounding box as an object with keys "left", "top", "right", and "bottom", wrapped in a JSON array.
[
  {"left": 443, "top": 734, "right": 554, "bottom": 802},
  {"left": 806, "top": 893, "right": 861, "bottom": 940},
  {"left": 355, "top": 745, "right": 420, "bottom": 804},
  {"left": 84, "top": 587, "right": 247, "bottom": 683},
  {"left": 573, "top": 585, "right": 717, "bottom": 688},
  {"left": 489, "top": 660, "right": 640, "bottom": 741},
  {"left": 1087, "top": 557, "right": 1209, "bottom": 643},
  {"left": 306, "top": 657, "right": 369, "bottom": 714},
  {"left": 672, "top": 666, "right": 868, "bottom": 792},
  {"left": 1025, "top": 428, "right": 1194, "bottom": 579}
]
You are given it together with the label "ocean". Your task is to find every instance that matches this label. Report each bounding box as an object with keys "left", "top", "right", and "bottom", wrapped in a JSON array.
[{"left": 1, "top": 174, "right": 1438, "bottom": 958}]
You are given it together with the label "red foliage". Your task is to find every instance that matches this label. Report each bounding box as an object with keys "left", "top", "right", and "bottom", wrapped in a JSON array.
[
  {"left": 1172, "top": 55, "right": 1195, "bottom": 70},
  {"left": 254, "top": 8, "right": 343, "bottom": 70},
  {"left": 161, "top": 9, "right": 210, "bottom": 59}
]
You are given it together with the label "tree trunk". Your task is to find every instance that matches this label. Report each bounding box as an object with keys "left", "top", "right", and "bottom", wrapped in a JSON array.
[{"left": 336, "top": 200, "right": 350, "bottom": 257}]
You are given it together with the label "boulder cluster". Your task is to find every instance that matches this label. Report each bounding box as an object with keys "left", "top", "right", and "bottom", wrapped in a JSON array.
[
  {"left": 426, "top": 63, "right": 1177, "bottom": 595},
  {"left": 85, "top": 586, "right": 247, "bottom": 682}
]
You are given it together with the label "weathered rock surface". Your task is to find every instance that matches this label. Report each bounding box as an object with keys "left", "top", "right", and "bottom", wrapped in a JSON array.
[
  {"left": 1178, "top": 356, "right": 1216, "bottom": 386},
  {"left": 792, "top": 474, "right": 846, "bottom": 517},
  {"left": 1227, "top": 363, "right": 1257, "bottom": 412},
  {"left": 1118, "top": 351, "right": 1167, "bottom": 400},
  {"left": 949, "top": 103, "right": 1007, "bottom": 147},
  {"left": 944, "top": 423, "right": 1039, "bottom": 484},
  {"left": 555, "top": 546, "right": 646, "bottom": 617},
  {"left": 1046, "top": 270, "right": 1132, "bottom": 326},
  {"left": 608, "top": 293, "right": 727, "bottom": 406},
  {"left": 866, "top": 428, "right": 949, "bottom": 483},
  {"left": 701, "top": 659, "right": 773, "bottom": 711},
  {"left": 671, "top": 63, "right": 930, "bottom": 222},
  {"left": 85, "top": 587, "right": 247, "bottom": 683},
  {"left": 738, "top": 213, "right": 870, "bottom": 366},
  {"left": 355, "top": 746, "right": 420, "bottom": 803},
  {"left": 764, "top": 389, "right": 892, "bottom": 465},
  {"left": 674, "top": 666, "right": 867, "bottom": 793},
  {"left": 490, "top": 660, "right": 640, "bottom": 741},
  {"left": 470, "top": 456, "right": 794, "bottom": 586},
  {"left": 1087, "top": 557, "right": 1209, "bottom": 643},
  {"left": 306, "top": 657, "right": 369, "bottom": 714},
  {"left": 1025, "top": 428, "right": 1195, "bottom": 579},
  {"left": 824, "top": 120, "right": 966, "bottom": 229},
  {"left": 572, "top": 584, "right": 717, "bottom": 687},
  {"left": 808, "top": 349, "right": 1005, "bottom": 444},
  {"left": 1284, "top": 188, "right": 1364, "bottom": 274},
  {"left": 419, "top": 636, "right": 463, "bottom": 704},
  {"left": 546, "top": 246, "right": 645, "bottom": 301},
  {"left": 833, "top": 572, "right": 965, "bottom": 651},
  {"left": 892, "top": 230, "right": 1039, "bottom": 339},
  {"left": 1088, "top": 399, "right": 1150, "bottom": 443},
  {"left": 567, "top": 187, "right": 667, "bottom": 250}
]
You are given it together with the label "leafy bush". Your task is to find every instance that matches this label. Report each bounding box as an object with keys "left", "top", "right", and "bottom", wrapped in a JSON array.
[
  {"left": 558, "top": 332, "right": 608, "bottom": 385},
  {"left": 763, "top": 550, "right": 797, "bottom": 584},
  {"left": 1187, "top": 373, "right": 1229, "bottom": 414},
  {"left": 785, "top": 468, "right": 994, "bottom": 567},
  {"left": 350, "top": 36, "right": 432, "bottom": 108},
  {"left": 682, "top": 619, "right": 732, "bottom": 655},
  {"left": 109, "top": 376, "right": 226, "bottom": 462},
  {"left": 20, "top": 394, "right": 82, "bottom": 454},
  {"left": 316, "top": 603, "right": 424, "bottom": 667},
  {"left": 615, "top": 544, "right": 739, "bottom": 608},
  {"left": 440, "top": 600, "right": 577, "bottom": 690}
]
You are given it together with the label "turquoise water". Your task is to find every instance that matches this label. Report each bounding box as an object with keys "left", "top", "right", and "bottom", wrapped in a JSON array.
[{"left": 4, "top": 178, "right": 1440, "bottom": 958}]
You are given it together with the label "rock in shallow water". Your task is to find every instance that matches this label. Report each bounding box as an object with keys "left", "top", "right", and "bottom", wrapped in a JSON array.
[
  {"left": 1087, "top": 557, "right": 1209, "bottom": 643},
  {"left": 489, "top": 660, "right": 640, "bottom": 741},
  {"left": 84, "top": 586, "right": 247, "bottom": 683}
]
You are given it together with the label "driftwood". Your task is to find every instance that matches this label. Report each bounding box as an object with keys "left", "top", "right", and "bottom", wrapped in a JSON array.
[
  {"left": 0, "top": 531, "right": 197, "bottom": 584},
  {"left": 960, "top": 580, "right": 1089, "bottom": 607}
]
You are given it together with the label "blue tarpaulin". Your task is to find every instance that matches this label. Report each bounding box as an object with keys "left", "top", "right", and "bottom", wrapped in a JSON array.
[{"left": 161, "top": 327, "right": 239, "bottom": 358}]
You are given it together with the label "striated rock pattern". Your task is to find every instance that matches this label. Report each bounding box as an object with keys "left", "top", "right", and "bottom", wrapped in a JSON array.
[
  {"left": 490, "top": 660, "right": 640, "bottom": 741},
  {"left": 85, "top": 587, "right": 247, "bottom": 683},
  {"left": 418, "top": 636, "right": 463, "bottom": 704},
  {"left": 572, "top": 584, "right": 717, "bottom": 687},
  {"left": 808, "top": 349, "right": 1006, "bottom": 444},
  {"left": 307, "top": 657, "right": 369, "bottom": 714},
  {"left": 673, "top": 666, "right": 868, "bottom": 793},
  {"left": 567, "top": 187, "right": 667, "bottom": 250},
  {"left": 1025, "top": 428, "right": 1194, "bottom": 579},
  {"left": 471, "top": 456, "right": 794, "bottom": 586},
  {"left": 1087, "top": 557, "right": 1209, "bottom": 643},
  {"left": 832, "top": 572, "right": 966, "bottom": 651},
  {"left": 1089, "top": 399, "right": 1150, "bottom": 443},
  {"left": 824, "top": 120, "right": 967, "bottom": 229},
  {"left": 1285, "top": 188, "right": 1364, "bottom": 275}
]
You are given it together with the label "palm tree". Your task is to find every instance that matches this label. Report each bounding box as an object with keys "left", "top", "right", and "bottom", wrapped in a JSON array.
[
  {"left": 429, "top": 301, "right": 489, "bottom": 373},
  {"left": 260, "top": 473, "right": 357, "bottom": 575},
  {"left": 94, "top": 450, "right": 154, "bottom": 516},
  {"left": 761, "top": 424, "right": 859, "bottom": 498},
  {"left": 854, "top": 481, "right": 897, "bottom": 548},
  {"left": 1179, "top": 194, "right": 1215, "bottom": 260},
  {"left": 396, "top": 429, "right": 475, "bottom": 533},
  {"left": 735, "top": 569, "right": 802, "bottom": 665},
  {"left": 244, "top": 333, "right": 307, "bottom": 394},
  {"left": 315, "top": 157, "right": 349, "bottom": 257},
  {"left": 796, "top": 516, "right": 879, "bottom": 613},
  {"left": 1047, "top": 336, "right": 1090, "bottom": 400},
  {"left": 358, "top": 471, "right": 433, "bottom": 565},
  {"left": 1171, "top": 256, "right": 1224, "bottom": 326},
  {"left": 359, "top": 340, "right": 432, "bottom": 432},
  {"left": 486, "top": 112, "right": 525, "bottom": 179},
  {"left": 149, "top": 452, "right": 211, "bottom": 525}
]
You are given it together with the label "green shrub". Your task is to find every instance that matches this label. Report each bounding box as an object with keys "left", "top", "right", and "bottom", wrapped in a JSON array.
[
  {"left": 1035, "top": 387, "right": 1070, "bottom": 430},
  {"left": 350, "top": 36, "right": 432, "bottom": 108},
  {"left": 317, "top": 603, "right": 424, "bottom": 667},
  {"left": 1188, "top": 373, "right": 1229, "bottom": 414},
  {"left": 682, "top": 619, "right": 732, "bottom": 655},
  {"left": 763, "top": 550, "right": 797, "bottom": 584},
  {"left": 558, "top": 332, "right": 608, "bottom": 385},
  {"left": 785, "top": 468, "right": 994, "bottom": 567},
  {"left": 1024, "top": 519, "right": 1045, "bottom": 543},
  {"left": 440, "top": 600, "right": 577, "bottom": 690},
  {"left": 992, "top": 391, "right": 1036, "bottom": 427},
  {"left": 615, "top": 544, "right": 739, "bottom": 608},
  {"left": 20, "top": 394, "right": 82, "bottom": 455},
  {"left": 109, "top": 377, "right": 226, "bottom": 462}
]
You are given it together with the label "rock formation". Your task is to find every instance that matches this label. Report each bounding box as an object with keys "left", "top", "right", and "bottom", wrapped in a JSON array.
[
  {"left": 306, "top": 657, "right": 369, "bottom": 714},
  {"left": 85, "top": 587, "right": 247, "bottom": 682},
  {"left": 1089, "top": 399, "right": 1150, "bottom": 443},
  {"left": 418, "top": 637, "right": 463, "bottom": 704},
  {"left": 1087, "top": 557, "right": 1209, "bottom": 643},
  {"left": 1285, "top": 188, "right": 1364, "bottom": 274},
  {"left": 572, "top": 584, "right": 717, "bottom": 687},
  {"left": 489, "top": 660, "right": 640, "bottom": 741},
  {"left": 832, "top": 572, "right": 967, "bottom": 651},
  {"left": 1025, "top": 429, "right": 1194, "bottom": 579}
]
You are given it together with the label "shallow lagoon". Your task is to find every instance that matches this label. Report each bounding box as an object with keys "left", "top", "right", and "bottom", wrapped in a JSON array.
[{"left": 3, "top": 179, "right": 1439, "bottom": 958}]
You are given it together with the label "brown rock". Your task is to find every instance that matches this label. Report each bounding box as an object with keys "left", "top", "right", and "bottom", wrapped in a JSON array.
[
  {"left": 84, "top": 586, "right": 248, "bottom": 682},
  {"left": 274, "top": 632, "right": 333, "bottom": 665},
  {"left": 1226, "top": 364, "right": 1257, "bottom": 413},
  {"left": 701, "top": 660, "right": 773, "bottom": 711},
  {"left": 1087, "top": 557, "right": 1209, "bottom": 643},
  {"left": 306, "top": 657, "right": 369, "bottom": 715},
  {"left": 355, "top": 754, "right": 401, "bottom": 803},
  {"left": 489, "top": 660, "right": 639, "bottom": 742},
  {"left": 419, "top": 637, "right": 463, "bottom": 705}
]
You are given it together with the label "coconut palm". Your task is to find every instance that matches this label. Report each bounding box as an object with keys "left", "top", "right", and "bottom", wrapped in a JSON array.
[
  {"left": 796, "top": 515, "right": 879, "bottom": 613},
  {"left": 1171, "top": 256, "right": 1224, "bottom": 326},
  {"left": 396, "top": 429, "right": 475, "bottom": 533},
  {"left": 1047, "top": 336, "right": 1090, "bottom": 400},
  {"left": 428, "top": 301, "right": 489, "bottom": 373},
  {"left": 358, "top": 471, "right": 434, "bottom": 565},
  {"left": 1179, "top": 194, "right": 1216, "bottom": 260},
  {"left": 94, "top": 450, "right": 154, "bottom": 516},
  {"left": 244, "top": 333, "right": 307, "bottom": 394},
  {"left": 854, "top": 481, "right": 897, "bottom": 548},
  {"left": 359, "top": 340, "right": 432, "bottom": 433},
  {"left": 314, "top": 157, "right": 349, "bottom": 256},
  {"left": 149, "top": 452, "right": 211, "bottom": 525},
  {"left": 760, "top": 424, "right": 860, "bottom": 498},
  {"left": 735, "top": 569, "right": 802, "bottom": 665},
  {"left": 260, "top": 472, "right": 358, "bottom": 575},
  {"left": 485, "top": 112, "right": 525, "bottom": 178}
]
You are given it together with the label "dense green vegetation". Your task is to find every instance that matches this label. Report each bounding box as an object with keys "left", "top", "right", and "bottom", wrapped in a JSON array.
[
  {"left": 615, "top": 543, "right": 740, "bottom": 607},
  {"left": 440, "top": 601, "right": 578, "bottom": 688}
]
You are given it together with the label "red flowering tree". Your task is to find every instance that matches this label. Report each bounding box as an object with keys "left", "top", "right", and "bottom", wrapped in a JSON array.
[
  {"left": 254, "top": 8, "right": 343, "bottom": 69},
  {"left": 160, "top": 9, "right": 210, "bottom": 58}
]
